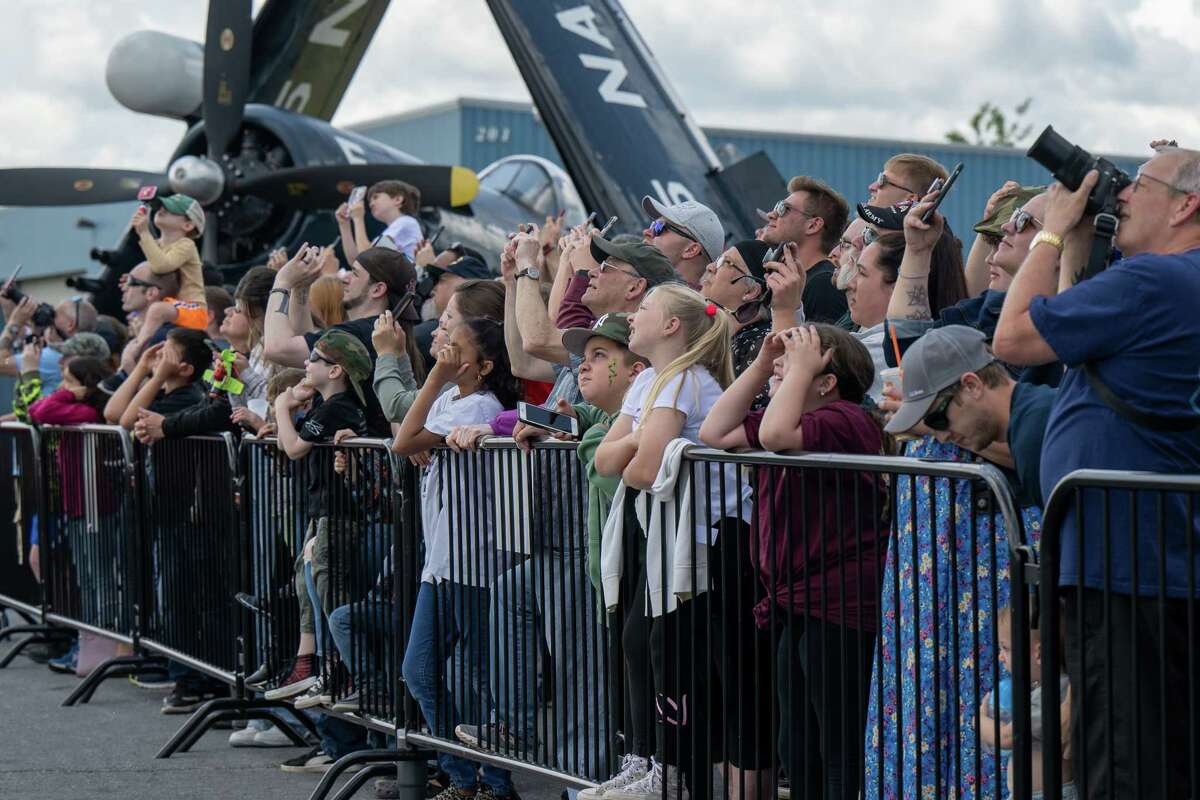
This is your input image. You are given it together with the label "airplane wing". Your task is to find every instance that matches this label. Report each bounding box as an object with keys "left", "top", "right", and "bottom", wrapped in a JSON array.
[
  {"left": 247, "top": 0, "right": 390, "bottom": 121},
  {"left": 485, "top": 0, "right": 781, "bottom": 242}
]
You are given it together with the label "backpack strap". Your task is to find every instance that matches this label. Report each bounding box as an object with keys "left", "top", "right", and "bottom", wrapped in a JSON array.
[{"left": 1083, "top": 362, "right": 1200, "bottom": 433}]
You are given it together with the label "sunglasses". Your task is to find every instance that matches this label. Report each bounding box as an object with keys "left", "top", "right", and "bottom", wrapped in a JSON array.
[
  {"left": 922, "top": 384, "right": 960, "bottom": 431},
  {"left": 599, "top": 258, "right": 641, "bottom": 280},
  {"left": 1009, "top": 209, "right": 1042, "bottom": 234},
  {"left": 125, "top": 276, "right": 158, "bottom": 290},
  {"left": 772, "top": 199, "right": 816, "bottom": 220},
  {"left": 308, "top": 350, "right": 337, "bottom": 367},
  {"left": 874, "top": 172, "right": 917, "bottom": 195},
  {"left": 649, "top": 218, "right": 697, "bottom": 242}
]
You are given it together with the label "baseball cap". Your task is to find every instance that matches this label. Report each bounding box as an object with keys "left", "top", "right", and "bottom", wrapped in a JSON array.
[
  {"left": 561, "top": 312, "right": 633, "bottom": 357},
  {"left": 641, "top": 196, "right": 725, "bottom": 263},
  {"left": 855, "top": 199, "right": 915, "bottom": 231},
  {"left": 52, "top": 332, "right": 111, "bottom": 360},
  {"left": 426, "top": 255, "right": 492, "bottom": 282},
  {"left": 589, "top": 237, "right": 677, "bottom": 288},
  {"left": 884, "top": 325, "right": 996, "bottom": 434},
  {"left": 313, "top": 329, "right": 372, "bottom": 406},
  {"left": 974, "top": 185, "right": 1046, "bottom": 238},
  {"left": 358, "top": 248, "right": 420, "bottom": 322},
  {"left": 159, "top": 194, "right": 206, "bottom": 237}
]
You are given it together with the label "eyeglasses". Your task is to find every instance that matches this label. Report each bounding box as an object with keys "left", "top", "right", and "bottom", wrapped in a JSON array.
[
  {"left": 714, "top": 256, "right": 766, "bottom": 287},
  {"left": 308, "top": 350, "right": 336, "bottom": 367},
  {"left": 772, "top": 199, "right": 815, "bottom": 220},
  {"left": 1009, "top": 208, "right": 1043, "bottom": 234},
  {"left": 599, "top": 258, "right": 642, "bottom": 280},
  {"left": 649, "top": 218, "right": 697, "bottom": 243},
  {"left": 874, "top": 172, "right": 917, "bottom": 195},
  {"left": 125, "top": 276, "right": 158, "bottom": 290},
  {"left": 922, "top": 384, "right": 960, "bottom": 431},
  {"left": 1134, "top": 170, "right": 1191, "bottom": 195}
]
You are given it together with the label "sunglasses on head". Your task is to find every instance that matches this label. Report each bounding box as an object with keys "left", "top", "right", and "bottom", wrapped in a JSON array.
[
  {"left": 649, "top": 218, "right": 697, "bottom": 242},
  {"left": 921, "top": 383, "right": 960, "bottom": 431},
  {"left": 1009, "top": 208, "right": 1042, "bottom": 234}
]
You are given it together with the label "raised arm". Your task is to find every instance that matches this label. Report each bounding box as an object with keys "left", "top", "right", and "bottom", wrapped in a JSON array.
[
  {"left": 965, "top": 181, "right": 1021, "bottom": 296},
  {"left": 391, "top": 346, "right": 454, "bottom": 456},
  {"left": 119, "top": 348, "right": 174, "bottom": 430},
  {"left": 501, "top": 240, "right": 558, "bottom": 382},
  {"left": 105, "top": 344, "right": 162, "bottom": 424},
  {"left": 759, "top": 326, "right": 832, "bottom": 451},
  {"left": 701, "top": 333, "right": 781, "bottom": 450},
  {"left": 263, "top": 246, "right": 324, "bottom": 367},
  {"left": 765, "top": 243, "right": 807, "bottom": 335},
  {"left": 336, "top": 203, "right": 360, "bottom": 265},
  {"left": 512, "top": 229, "right": 570, "bottom": 366},
  {"left": 887, "top": 190, "right": 945, "bottom": 322},
  {"left": 995, "top": 175, "right": 1096, "bottom": 366},
  {"left": 274, "top": 385, "right": 315, "bottom": 459}
]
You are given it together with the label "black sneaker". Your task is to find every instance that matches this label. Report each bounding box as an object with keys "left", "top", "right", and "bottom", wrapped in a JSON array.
[
  {"left": 235, "top": 592, "right": 272, "bottom": 619},
  {"left": 161, "top": 685, "right": 227, "bottom": 715},
  {"left": 280, "top": 745, "right": 332, "bottom": 773},
  {"left": 244, "top": 662, "right": 271, "bottom": 689}
]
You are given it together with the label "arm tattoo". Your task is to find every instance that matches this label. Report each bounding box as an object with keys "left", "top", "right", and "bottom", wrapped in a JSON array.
[
  {"left": 904, "top": 311, "right": 933, "bottom": 320},
  {"left": 905, "top": 284, "right": 929, "bottom": 309}
]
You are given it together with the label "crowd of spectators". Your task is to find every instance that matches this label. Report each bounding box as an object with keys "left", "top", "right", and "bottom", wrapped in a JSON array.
[{"left": 3, "top": 138, "right": 1200, "bottom": 800}]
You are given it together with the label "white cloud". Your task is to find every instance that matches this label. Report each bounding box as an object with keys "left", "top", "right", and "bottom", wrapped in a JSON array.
[{"left": 0, "top": 0, "right": 1195, "bottom": 176}]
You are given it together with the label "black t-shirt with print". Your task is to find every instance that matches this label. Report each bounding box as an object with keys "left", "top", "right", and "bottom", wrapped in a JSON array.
[{"left": 299, "top": 390, "right": 367, "bottom": 518}]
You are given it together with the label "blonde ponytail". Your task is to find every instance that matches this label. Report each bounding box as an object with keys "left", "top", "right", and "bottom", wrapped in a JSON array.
[{"left": 639, "top": 284, "right": 733, "bottom": 428}]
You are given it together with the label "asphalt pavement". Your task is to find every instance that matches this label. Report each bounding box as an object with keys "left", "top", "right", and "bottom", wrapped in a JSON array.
[{"left": 0, "top": 648, "right": 568, "bottom": 800}]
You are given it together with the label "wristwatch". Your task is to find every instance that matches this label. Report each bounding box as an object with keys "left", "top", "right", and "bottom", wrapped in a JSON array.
[
  {"left": 515, "top": 267, "right": 541, "bottom": 281},
  {"left": 1031, "top": 231, "right": 1065, "bottom": 254}
]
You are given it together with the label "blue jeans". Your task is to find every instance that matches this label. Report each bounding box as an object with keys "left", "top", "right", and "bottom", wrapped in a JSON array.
[
  {"left": 314, "top": 711, "right": 367, "bottom": 760},
  {"left": 329, "top": 597, "right": 389, "bottom": 691},
  {"left": 305, "top": 560, "right": 324, "bottom": 659},
  {"left": 402, "top": 581, "right": 513, "bottom": 793},
  {"left": 491, "top": 551, "right": 609, "bottom": 778}
]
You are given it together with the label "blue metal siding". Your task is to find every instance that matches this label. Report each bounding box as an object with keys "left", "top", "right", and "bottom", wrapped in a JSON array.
[
  {"left": 458, "top": 105, "right": 561, "bottom": 171},
  {"left": 0, "top": 203, "right": 132, "bottom": 280},
  {"left": 353, "top": 106, "right": 463, "bottom": 166}
]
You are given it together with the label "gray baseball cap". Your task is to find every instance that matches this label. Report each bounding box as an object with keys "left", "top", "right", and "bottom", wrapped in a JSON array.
[
  {"left": 884, "top": 325, "right": 995, "bottom": 434},
  {"left": 53, "top": 332, "right": 111, "bottom": 360},
  {"left": 641, "top": 196, "right": 725, "bottom": 263}
]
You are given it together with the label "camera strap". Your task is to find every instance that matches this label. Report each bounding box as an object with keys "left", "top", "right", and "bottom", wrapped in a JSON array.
[
  {"left": 1081, "top": 213, "right": 1119, "bottom": 282},
  {"left": 1083, "top": 362, "right": 1200, "bottom": 432}
]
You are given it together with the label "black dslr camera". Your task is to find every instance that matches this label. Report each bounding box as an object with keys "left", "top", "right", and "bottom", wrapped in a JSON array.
[
  {"left": 1027, "top": 125, "right": 1132, "bottom": 215},
  {"left": 1027, "top": 125, "right": 1132, "bottom": 279},
  {"left": 1, "top": 266, "right": 56, "bottom": 330}
]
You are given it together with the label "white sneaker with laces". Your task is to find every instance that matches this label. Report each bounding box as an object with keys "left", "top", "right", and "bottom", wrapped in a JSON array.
[
  {"left": 606, "top": 759, "right": 688, "bottom": 800},
  {"left": 579, "top": 754, "right": 650, "bottom": 800},
  {"left": 228, "top": 726, "right": 260, "bottom": 747},
  {"left": 253, "top": 725, "right": 299, "bottom": 747}
]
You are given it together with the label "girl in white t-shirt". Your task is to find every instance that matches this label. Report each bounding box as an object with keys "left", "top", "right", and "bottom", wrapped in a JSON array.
[
  {"left": 392, "top": 316, "right": 522, "bottom": 798},
  {"left": 593, "top": 284, "right": 749, "bottom": 800}
]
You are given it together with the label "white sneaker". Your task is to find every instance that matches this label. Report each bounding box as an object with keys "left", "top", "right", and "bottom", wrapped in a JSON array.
[
  {"left": 293, "top": 679, "right": 327, "bottom": 710},
  {"left": 228, "top": 726, "right": 260, "bottom": 747},
  {"left": 254, "top": 725, "right": 299, "bottom": 747},
  {"left": 579, "top": 754, "right": 650, "bottom": 800},
  {"left": 606, "top": 759, "right": 688, "bottom": 800}
]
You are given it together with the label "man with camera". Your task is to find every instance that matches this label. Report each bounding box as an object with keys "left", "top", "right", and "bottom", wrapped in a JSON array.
[
  {"left": 1, "top": 292, "right": 98, "bottom": 380},
  {"left": 995, "top": 144, "right": 1200, "bottom": 799}
]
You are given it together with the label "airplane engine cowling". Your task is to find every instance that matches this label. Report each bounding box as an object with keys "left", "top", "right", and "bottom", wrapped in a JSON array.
[{"left": 106, "top": 31, "right": 203, "bottom": 121}]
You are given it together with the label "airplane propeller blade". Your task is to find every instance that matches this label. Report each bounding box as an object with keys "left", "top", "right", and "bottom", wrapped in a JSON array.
[
  {"left": 234, "top": 163, "right": 480, "bottom": 211},
  {"left": 0, "top": 168, "right": 168, "bottom": 206},
  {"left": 203, "top": 0, "right": 252, "bottom": 160}
]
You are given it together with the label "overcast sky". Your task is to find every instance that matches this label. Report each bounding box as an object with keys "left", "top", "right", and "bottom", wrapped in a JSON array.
[{"left": 0, "top": 0, "right": 1196, "bottom": 172}]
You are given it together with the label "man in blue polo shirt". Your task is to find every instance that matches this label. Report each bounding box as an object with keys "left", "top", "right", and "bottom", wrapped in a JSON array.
[{"left": 995, "top": 146, "right": 1200, "bottom": 799}]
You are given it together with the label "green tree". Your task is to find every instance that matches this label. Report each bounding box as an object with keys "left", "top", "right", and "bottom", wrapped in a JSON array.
[{"left": 946, "top": 98, "right": 1034, "bottom": 147}]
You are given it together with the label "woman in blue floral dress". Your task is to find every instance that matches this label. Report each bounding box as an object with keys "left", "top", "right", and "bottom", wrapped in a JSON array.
[{"left": 862, "top": 436, "right": 1040, "bottom": 800}]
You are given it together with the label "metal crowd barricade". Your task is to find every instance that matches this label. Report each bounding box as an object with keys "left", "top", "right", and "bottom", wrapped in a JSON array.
[
  {"left": 1009, "top": 469, "right": 1200, "bottom": 800},
  {"left": 410, "top": 441, "right": 1022, "bottom": 800},
  {"left": 0, "top": 422, "right": 68, "bottom": 665}
]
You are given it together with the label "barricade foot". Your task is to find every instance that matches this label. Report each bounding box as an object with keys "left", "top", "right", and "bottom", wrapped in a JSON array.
[
  {"left": 308, "top": 749, "right": 423, "bottom": 800},
  {"left": 157, "top": 697, "right": 320, "bottom": 758},
  {"left": 0, "top": 626, "right": 73, "bottom": 668},
  {"left": 61, "top": 654, "right": 169, "bottom": 706}
]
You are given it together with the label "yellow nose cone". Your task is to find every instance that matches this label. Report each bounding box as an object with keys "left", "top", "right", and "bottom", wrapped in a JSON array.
[{"left": 448, "top": 166, "right": 480, "bottom": 207}]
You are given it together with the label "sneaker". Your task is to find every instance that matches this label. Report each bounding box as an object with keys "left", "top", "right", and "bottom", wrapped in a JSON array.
[
  {"left": 279, "top": 746, "right": 332, "bottom": 773},
  {"left": 129, "top": 674, "right": 175, "bottom": 690},
  {"left": 331, "top": 690, "right": 362, "bottom": 713},
  {"left": 228, "top": 726, "right": 261, "bottom": 747},
  {"left": 161, "top": 686, "right": 226, "bottom": 715},
  {"left": 606, "top": 759, "right": 685, "bottom": 800},
  {"left": 244, "top": 662, "right": 271, "bottom": 689},
  {"left": 579, "top": 754, "right": 650, "bottom": 800},
  {"left": 47, "top": 641, "right": 79, "bottom": 674},
  {"left": 293, "top": 678, "right": 327, "bottom": 710},
  {"left": 253, "top": 724, "right": 301, "bottom": 747},
  {"left": 264, "top": 654, "right": 318, "bottom": 700},
  {"left": 455, "top": 723, "right": 525, "bottom": 755}
]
